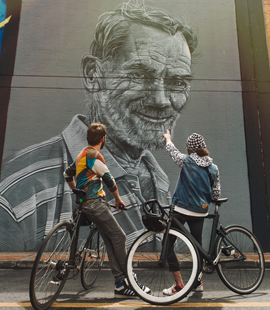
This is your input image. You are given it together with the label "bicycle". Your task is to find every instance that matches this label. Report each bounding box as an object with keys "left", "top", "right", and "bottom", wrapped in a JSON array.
[
  {"left": 126, "top": 198, "right": 265, "bottom": 305},
  {"left": 29, "top": 189, "right": 106, "bottom": 310}
]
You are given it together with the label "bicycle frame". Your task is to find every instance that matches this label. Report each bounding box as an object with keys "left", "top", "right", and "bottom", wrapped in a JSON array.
[
  {"left": 126, "top": 200, "right": 265, "bottom": 305},
  {"left": 69, "top": 211, "right": 101, "bottom": 270},
  {"left": 160, "top": 204, "right": 245, "bottom": 266}
]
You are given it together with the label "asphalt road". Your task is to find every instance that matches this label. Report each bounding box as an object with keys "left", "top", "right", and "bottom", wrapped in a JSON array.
[{"left": 0, "top": 268, "right": 269, "bottom": 310}]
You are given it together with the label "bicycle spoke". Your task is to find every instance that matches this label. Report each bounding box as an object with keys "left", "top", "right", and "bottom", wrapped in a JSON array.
[
  {"left": 126, "top": 230, "right": 199, "bottom": 305},
  {"left": 30, "top": 222, "right": 73, "bottom": 310},
  {"left": 81, "top": 228, "right": 106, "bottom": 290}
]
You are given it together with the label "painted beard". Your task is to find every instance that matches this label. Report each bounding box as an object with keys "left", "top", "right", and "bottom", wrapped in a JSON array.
[{"left": 92, "top": 93, "right": 181, "bottom": 151}]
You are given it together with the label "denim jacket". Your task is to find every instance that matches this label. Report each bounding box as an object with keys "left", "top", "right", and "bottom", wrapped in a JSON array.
[
  {"left": 172, "top": 155, "right": 219, "bottom": 214},
  {"left": 166, "top": 142, "right": 220, "bottom": 214}
]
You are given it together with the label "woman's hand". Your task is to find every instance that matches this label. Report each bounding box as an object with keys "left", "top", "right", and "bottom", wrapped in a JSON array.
[{"left": 163, "top": 129, "right": 172, "bottom": 144}]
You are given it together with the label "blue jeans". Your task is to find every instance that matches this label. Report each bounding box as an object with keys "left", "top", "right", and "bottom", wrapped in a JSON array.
[{"left": 82, "top": 198, "right": 127, "bottom": 284}]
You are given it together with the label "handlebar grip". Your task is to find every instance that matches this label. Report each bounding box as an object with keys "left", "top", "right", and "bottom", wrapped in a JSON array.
[
  {"left": 110, "top": 205, "right": 126, "bottom": 210},
  {"left": 143, "top": 199, "right": 167, "bottom": 217}
]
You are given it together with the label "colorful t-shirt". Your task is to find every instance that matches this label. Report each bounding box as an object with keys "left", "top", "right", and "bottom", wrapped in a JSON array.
[{"left": 64, "top": 147, "right": 117, "bottom": 200}]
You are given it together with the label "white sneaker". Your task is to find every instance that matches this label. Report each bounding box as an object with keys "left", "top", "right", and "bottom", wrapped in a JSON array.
[
  {"left": 193, "top": 281, "right": 203, "bottom": 292},
  {"left": 163, "top": 282, "right": 183, "bottom": 295}
]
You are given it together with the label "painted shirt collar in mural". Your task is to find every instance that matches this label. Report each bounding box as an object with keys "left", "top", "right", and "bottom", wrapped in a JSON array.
[{"left": 62, "top": 114, "right": 169, "bottom": 186}]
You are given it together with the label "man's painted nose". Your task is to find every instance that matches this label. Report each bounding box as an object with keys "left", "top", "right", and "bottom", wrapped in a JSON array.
[{"left": 144, "top": 84, "right": 171, "bottom": 108}]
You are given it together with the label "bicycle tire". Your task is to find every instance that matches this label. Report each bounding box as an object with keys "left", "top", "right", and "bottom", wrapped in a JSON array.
[
  {"left": 126, "top": 229, "right": 199, "bottom": 305},
  {"left": 215, "top": 225, "right": 265, "bottom": 294},
  {"left": 81, "top": 228, "right": 106, "bottom": 290},
  {"left": 29, "top": 222, "right": 74, "bottom": 310}
]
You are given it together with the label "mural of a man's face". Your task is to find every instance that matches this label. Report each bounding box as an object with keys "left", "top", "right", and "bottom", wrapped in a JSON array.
[{"left": 91, "top": 23, "right": 192, "bottom": 151}]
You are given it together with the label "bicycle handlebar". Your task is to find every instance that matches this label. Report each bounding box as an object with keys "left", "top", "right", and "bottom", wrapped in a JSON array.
[
  {"left": 110, "top": 204, "right": 126, "bottom": 211},
  {"left": 142, "top": 199, "right": 168, "bottom": 217},
  {"left": 142, "top": 198, "right": 229, "bottom": 217}
]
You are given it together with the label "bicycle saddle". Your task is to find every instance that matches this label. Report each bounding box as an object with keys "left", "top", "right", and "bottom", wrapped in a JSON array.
[
  {"left": 72, "top": 188, "right": 86, "bottom": 204},
  {"left": 211, "top": 198, "right": 228, "bottom": 206}
]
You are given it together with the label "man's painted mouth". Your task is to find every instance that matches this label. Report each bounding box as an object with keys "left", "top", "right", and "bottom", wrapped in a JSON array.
[{"left": 133, "top": 111, "right": 173, "bottom": 123}]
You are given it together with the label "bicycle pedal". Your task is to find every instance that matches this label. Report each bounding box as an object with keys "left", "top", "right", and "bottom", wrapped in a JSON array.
[
  {"left": 84, "top": 249, "right": 96, "bottom": 254},
  {"left": 84, "top": 249, "right": 98, "bottom": 258},
  {"left": 48, "top": 261, "right": 57, "bottom": 267},
  {"left": 222, "top": 245, "right": 235, "bottom": 256},
  {"left": 49, "top": 281, "right": 60, "bottom": 286}
]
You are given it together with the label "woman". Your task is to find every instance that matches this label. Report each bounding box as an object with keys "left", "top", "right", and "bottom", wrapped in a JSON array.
[{"left": 162, "top": 130, "right": 221, "bottom": 295}]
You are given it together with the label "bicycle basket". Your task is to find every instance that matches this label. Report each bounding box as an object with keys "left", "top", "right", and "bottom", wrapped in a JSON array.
[{"left": 142, "top": 200, "right": 167, "bottom": 232}]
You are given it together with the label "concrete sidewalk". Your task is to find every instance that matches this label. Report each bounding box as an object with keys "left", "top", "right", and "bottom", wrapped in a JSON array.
[
  {"left": 0, "top": 253, "right": 37, "bottom": 268},
  {"left": 0, "top": 253, "right": 112, "bottom": 269},
  {"left": 0, "top": 252, "right": 270, "bottom": 269}
]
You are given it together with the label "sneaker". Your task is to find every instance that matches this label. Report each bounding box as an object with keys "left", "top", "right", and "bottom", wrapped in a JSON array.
[
  {"left": 133, "top": 273, "right": 151, "bottom": 294},
  {"left": 163, "top": 282, "right": 184, "bottom": 295},
  {"left": 114, "top": 278, "right": 139, "bottom": 299},
  {"left": 193, "top": 281, "right": 203, "bottom": 292}
]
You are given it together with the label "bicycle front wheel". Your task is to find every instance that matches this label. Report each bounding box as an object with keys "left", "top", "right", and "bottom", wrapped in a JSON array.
[
  {"left": 126, "top": 229, "right": 199, "bottom": 305},
  {"left": 29, "top": 222, "right": 73, "bottom": 310},
  {"left": 215, "top": 225, "right": 265, "bottom": 294},
  {"left": 81, "top": 228, "right": 106, "bottom": 290}
]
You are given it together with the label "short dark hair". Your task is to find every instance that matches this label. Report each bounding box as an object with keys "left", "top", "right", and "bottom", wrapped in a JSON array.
[
  {"left": 90, "top": 3, "right": 198, "bottom": 60},
  {"left": 87, "top": 122, "right": 106, "bottom": 145}
]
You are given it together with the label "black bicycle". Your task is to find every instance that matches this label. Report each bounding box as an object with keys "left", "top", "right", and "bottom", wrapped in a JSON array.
[
  {"left": 126, "top": 198, "right": 265, "bottom": 305},
  {"left": 29, "top": 189, "right": 106, "bottom": 310}
]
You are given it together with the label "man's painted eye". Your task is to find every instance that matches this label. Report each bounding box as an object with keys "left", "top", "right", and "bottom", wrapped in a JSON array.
[
  {"left": 128, "top": 72, "right": 146, "bottom": 80},
  {"left": 166, "top": 78, "right": 190, "bottom": 90}
]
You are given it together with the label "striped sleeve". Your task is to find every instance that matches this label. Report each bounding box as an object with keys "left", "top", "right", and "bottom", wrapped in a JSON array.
[
  {"left": 92, "top": 153, "right": 117, "bottom": 191},
  {"left": 63, "top": 161, "right": 76, "bottom": 182}
]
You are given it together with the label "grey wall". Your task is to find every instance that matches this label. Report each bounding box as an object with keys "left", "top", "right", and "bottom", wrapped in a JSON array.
[{"left": 2, "top": 0, "right": 251, "bottom": 248}]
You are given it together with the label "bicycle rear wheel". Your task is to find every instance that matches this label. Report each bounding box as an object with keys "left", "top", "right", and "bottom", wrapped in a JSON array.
[
  {"left": 81, "top": 228, "right": 106, "bottom": 290},
  {"left": 215, "top": 225, "right": 265, "bottom": 294},
  {"left": 29, "top": 222, "right": 73, "bottom": 310},
  {"left": 126, "top": 229, "right": 199, "bottom": 305}
]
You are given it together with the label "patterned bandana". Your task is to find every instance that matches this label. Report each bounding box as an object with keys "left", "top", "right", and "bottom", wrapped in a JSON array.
[{"left": 186, "top": 133, "right": 207, "bottom": 153}]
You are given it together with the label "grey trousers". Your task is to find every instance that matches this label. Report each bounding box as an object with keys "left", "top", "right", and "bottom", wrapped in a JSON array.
[{"left": 82, "top": 198, "right": 127, "bottom": 284}]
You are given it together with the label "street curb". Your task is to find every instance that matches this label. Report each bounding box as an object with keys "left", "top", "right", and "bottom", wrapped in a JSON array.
[
  {"left": 0, "top": 256, "right": 270, "bottom": 269},
  {"left": 0, "top": 256, "right": 112, "bottom": 269}
]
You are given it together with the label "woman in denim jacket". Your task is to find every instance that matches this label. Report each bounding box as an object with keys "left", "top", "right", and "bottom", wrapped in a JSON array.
[{"left": 162, "top": 130, "right": 221, "bottom": 295}]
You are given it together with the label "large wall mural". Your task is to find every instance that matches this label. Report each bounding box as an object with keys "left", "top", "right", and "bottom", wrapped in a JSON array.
[{"left": 1, "top": 0, "right": 269, "bottom": 251}]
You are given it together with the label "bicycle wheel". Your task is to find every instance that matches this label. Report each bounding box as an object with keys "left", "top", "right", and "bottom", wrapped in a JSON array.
[
  {"left": 29, "top": 222, "right": 74, "bottom": 310},
  {"left": 126, "top": 229, "right": 199, "bottom": 305},
  {"left": 81, "top": 228, "right": 106, "bottom": 290},
  {"left": 215, "top": 225, "right": 265, "bottom": 294}
]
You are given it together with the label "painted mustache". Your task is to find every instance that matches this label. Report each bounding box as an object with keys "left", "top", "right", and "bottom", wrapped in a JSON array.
[{"left": 129, "top": 103, "right": 176, "bottom": 122}]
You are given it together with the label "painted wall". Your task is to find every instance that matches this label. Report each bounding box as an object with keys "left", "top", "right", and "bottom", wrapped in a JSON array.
[{"left": 0, "top": 0, "right": 269, "bottom": 251}]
